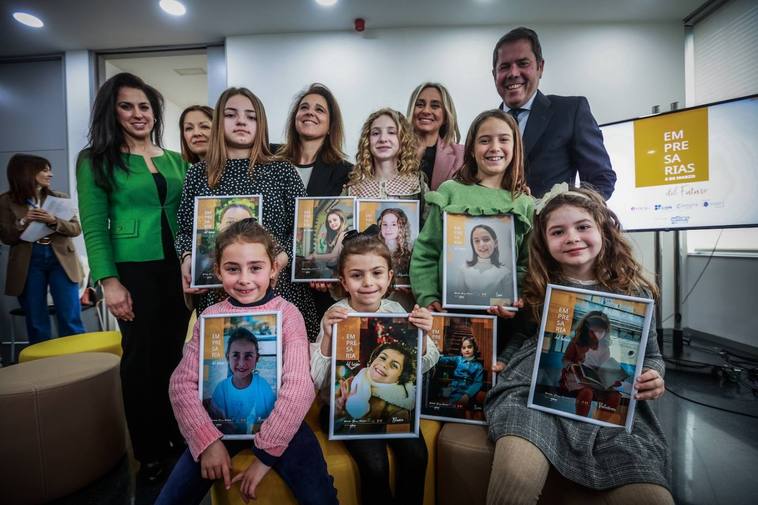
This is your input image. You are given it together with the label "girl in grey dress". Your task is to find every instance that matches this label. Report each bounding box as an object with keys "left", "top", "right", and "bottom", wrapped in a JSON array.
[{"left": 485, "top": 184, "right": 673, "bottom": 505}]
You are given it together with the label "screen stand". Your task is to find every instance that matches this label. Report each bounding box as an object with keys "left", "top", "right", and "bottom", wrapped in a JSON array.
[
  {"left": 673, "top": 230, "right": 684, "bottom": 356},
  {"left": 654, "top": 231, "right": 664, "bottom": 351}
]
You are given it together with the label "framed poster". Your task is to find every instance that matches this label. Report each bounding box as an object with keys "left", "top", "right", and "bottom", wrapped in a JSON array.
[
  {"left": 198, "top": 311, "right": 282, "bottom": 439},
  {"left": 421, "top": 313, "right": 497, "bottom": 425},
  {"left": 292, "top": 196, "right": 356, "bottom": 282},
  {"left": 527, "top": 285, "right": 654, "bottom": 432},
  {"left": 329, "top": 313, "right": 423, "bottom": 440},
  {"left": 442, "top": 213, "right": 518, "bottom": 310},
  {"left": 191, "top": 195, "right": 263, "bottom": 288},
  {"left": 355, "top": 199, "right": 420, "bottom": 287}
]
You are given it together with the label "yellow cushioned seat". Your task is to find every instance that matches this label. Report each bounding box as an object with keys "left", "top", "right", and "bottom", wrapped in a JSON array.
[
  {"left": 211, "top": 402, "right": 440, "bottom": 505},
  {"left": 18, "top": 331, "right": 122, "bottom": 363}
]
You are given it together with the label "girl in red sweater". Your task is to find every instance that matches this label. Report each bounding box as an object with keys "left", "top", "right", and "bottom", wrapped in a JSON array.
[{"left": 156, "top": 219, "right": 337, "bottom": 504}]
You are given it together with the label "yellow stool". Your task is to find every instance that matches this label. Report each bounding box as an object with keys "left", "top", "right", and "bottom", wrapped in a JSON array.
[
  {"left": 211, "top": 403, "right": 440, "bottom": 505},
  {"left": 18, "top": 331, "right": 122, "bottom": 363}
]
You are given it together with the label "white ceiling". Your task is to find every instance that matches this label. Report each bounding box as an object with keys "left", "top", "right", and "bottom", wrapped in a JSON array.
[{"left": 1, "top": 0, "right": 705, "bottom": 58}]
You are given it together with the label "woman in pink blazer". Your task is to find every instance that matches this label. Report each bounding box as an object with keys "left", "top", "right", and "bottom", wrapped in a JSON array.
[{"left": 406, "top": 82, "right": 465, "bottom": 190}]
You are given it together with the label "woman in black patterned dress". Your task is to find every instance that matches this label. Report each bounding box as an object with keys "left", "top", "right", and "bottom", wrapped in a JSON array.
[{"left": 175, "top": 87, "right": 318, "bottom": 339}]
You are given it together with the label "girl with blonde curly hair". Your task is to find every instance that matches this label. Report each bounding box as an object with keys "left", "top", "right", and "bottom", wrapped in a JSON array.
[
  {"left": 344, "top": 108, "right": 426, "bottom": 206},
  {"left": 345, "top": 108, "right": 427, "bottom": 308}
]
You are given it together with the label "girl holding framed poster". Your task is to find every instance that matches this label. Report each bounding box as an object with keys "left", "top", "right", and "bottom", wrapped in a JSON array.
[
  {"left": 410, "top": 110, "right": 533, "bottom": 316},
  {"left": 527, "top": 285, "right": 653, "bottom": 431},
  {"left": 158, "top": 219, "right": 337, "bottom": 505},
  {"left": 442, "top": 214, "right": 518, "bottom": 309},
  {"left": 421, "top": 314, "right": 497, "bottom": 424},
  {"left": 356, "top": 199, "right": 420, "bottom": 287},
  {"left": 292, "top": 196, "right": 355, "bottom": 282},
  {"left": 174, "top": 87, "right": 319, "bottom": 339},
  {"left": 191, "top": 195, "right": 262, "bottom": 288},
  {"left": 310, "top": 231, "right": 439, "bottom": 505},
  {"left": 483, "top": 184, "right": 672, "bottom": 504}
]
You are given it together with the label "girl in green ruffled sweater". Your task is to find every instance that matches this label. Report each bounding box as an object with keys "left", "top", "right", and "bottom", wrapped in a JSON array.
[{"left": 409, "top": 109, "right": 534, "bottom": 320}]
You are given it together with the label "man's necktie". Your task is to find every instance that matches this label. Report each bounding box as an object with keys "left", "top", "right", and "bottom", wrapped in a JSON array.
[{"left": 508, "top": 108, "right": 525, "bottom": 122}]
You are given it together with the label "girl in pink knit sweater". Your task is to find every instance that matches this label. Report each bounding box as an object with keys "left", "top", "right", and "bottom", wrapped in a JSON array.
[{"left": 156, "top": 219, "right": 337, "bottom": 505}]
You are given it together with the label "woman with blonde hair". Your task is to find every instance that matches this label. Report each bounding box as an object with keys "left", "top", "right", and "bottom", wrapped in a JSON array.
[
  {"left": 175, "top": 87, "right": 319, "bottom": 339},
  {"left": 406, "top": 82, "right": 464, "bottom": 190}
]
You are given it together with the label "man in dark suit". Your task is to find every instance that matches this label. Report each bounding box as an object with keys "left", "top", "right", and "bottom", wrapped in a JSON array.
[{"left": 492, "top": 27, "right": 616, "bottom": 199}]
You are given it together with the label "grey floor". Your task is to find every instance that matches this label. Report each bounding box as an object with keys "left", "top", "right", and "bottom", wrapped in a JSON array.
[{"left": 5, "top": 332, "right": 756, "bottom": 505}]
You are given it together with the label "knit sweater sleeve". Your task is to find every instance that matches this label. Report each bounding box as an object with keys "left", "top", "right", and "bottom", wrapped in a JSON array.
[
  {"left": 254, "top": 299, "right": 315, "bottom": 459},
  {"left": 642, "top": 308, "right": 665, "bottom": 378},
  {"left": 310, "top": 323, "right": 331, "bottom": 390},
  {"left": 410, "top": 201, "right": 444, "bottom": 308},
  {"left": 168, "top": 312, "right": 223, "bottom": 461},
  {"left": 514, "top": 194, "right": 535, "bottom": 282}
]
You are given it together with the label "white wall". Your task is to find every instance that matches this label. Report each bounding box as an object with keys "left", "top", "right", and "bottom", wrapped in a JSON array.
[
  {"left": 163, "top": 98, "right": 182, "bottom": 153},
  {"left": 227, "top": 23, "right": 685, "bottom": 156},
  {"left": 64, "top": 50, "right": 92, "bottom": 276},
  {"left": 227, "top": 22, "right": 685, "bottom": 325}
]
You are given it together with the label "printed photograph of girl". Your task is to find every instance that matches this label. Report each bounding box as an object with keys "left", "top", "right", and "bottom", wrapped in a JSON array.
[
  {"left": 528, "top": 285, "right": 653, "bottom": 431},
  {"left": 356, "top": 199, "right": 420, "bottom": 287},
  {"left": 191, "top": 195, "right": 261, "bottom": 287},
  {"left": 422, "top": 314, "right": 496, "bottom": 424},
  {"left": 443, "top": 213, "right": 517, "bottom": 309},
  {"left": 330, "top": 314, "right": 423, "bottom": 440},
  {"left": 199, "top": 311, "right": 281, "bottom": 438},
  {"left": 293, "top": 196, "right": 355, "bottom": 281}
]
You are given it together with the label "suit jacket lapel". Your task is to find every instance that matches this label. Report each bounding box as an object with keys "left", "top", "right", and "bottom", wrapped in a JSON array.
[
  {"left": 307, "top": 156, "right": 335, "bottom": 196},
  {"left": 523, "top": 90, "right": 552, "bottom": 158}
]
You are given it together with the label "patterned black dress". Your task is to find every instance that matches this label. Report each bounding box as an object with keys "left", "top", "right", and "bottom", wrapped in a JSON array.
[{"left": 175, "top": 158, "right": 319, "bottom": 340}]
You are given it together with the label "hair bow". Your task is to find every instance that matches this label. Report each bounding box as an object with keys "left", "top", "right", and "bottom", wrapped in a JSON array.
[
  {"left": 534, "top": 182, "right": 570, "bottom": 215},
  {"left": 342, "top": 224, "right": 380, "bottom": 244}
]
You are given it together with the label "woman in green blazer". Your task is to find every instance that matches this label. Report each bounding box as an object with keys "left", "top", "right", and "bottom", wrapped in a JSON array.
[{"left": 76, "top": 72, "right": 190, "bottom": 481}]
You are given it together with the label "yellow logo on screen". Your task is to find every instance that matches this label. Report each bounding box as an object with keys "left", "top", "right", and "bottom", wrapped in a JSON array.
[{"left": 633, "top": 108, "right": 709, "bottom": 187}]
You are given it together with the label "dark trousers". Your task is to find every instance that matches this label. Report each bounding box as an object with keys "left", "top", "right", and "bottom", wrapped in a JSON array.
[
  {"left": 319, "top": 405, "right": 427, "bottom": 505},
  {"left": 18, "top": 243, "right": 84, "bottom": 343},
  {"left": 116, "top": 257, "right": 190, "bottom": 463},
  {"left": 343, "top": 433, "right": 428, "bottom": 505},
  {"left": 155, "top": 422, "right": 338, "bottom": 505}
]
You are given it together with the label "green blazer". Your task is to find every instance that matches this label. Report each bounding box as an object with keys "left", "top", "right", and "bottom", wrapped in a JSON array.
[{"left": 76, "top": 150, "right": 188, "bottom": 282}]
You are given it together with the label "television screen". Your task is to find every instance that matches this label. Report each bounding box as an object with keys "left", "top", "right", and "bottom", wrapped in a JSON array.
[{"left": 601, "top": 95, "right": 758, "bottom": 232}]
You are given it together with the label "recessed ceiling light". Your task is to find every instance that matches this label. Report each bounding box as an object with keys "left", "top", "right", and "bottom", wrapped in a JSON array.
[
  {"left": 315, "top": 0, "right": 338, "bottom": 6},
  {"left": 13, "top": 12, "right": 44, "bottom": 28},
  {"left": 159, "top": 0, "right": 187, "bottom": 16}
]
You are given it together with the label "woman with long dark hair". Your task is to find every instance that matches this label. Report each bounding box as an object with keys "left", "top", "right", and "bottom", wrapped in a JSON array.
[
  {"left": 275, "top": 83, "right": 354, "bottom": 313},
  {"left": 276, "top": 83, "right": 352, "bottom": 196},
  {"left": 76, "top": 72, "right": 190, "bottom": 481},
  {"left": 0, "top": 154, "right": 84, "bottom": 344}
]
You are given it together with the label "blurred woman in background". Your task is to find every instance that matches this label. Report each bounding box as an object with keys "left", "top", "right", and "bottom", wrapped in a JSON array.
[{"left": 0, "top": 154, "right": 84, "bottom": 344}]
